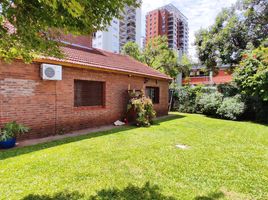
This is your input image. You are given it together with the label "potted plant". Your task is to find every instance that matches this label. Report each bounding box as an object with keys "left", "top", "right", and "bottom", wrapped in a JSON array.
[{"left": 0, "top": 121, "right": 29, "bottom": 149}]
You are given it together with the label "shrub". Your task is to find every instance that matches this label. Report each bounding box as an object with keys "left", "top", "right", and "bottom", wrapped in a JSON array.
[
  {"left": 217, "top": 83, "right": 239, "bottom": 97},
  {"left": 243, "top": 96, "right": 268, "bottom": 123},
  {"left": 216, "top": 95, "right": 246, "bottom": 120},
  {"left": 173, "top": 85, "right": 203, "bottom": 113},
  {"left": 197, "top": 92, "right": 223, "bottom": 115},
  {"left": 200, "top": 86, "right": 217, "bottom": 94},
  {"left": 0, "top": 121, "right": 30, "bottom": 141},
  {"left": 234, "top": 46, "right": 268, "bottom": 101},
  {"left": 127, "top": 90, "right": 156, "bottom": 127}
]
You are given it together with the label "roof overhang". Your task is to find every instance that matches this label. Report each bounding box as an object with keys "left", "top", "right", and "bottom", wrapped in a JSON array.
[{"left": 34, "top": 58, "right": 172, "bottom": 81}]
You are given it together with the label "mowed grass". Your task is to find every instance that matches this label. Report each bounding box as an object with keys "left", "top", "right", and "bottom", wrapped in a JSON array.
[{"left": 0, "top": 113, "right": 267, "bottom": 200}]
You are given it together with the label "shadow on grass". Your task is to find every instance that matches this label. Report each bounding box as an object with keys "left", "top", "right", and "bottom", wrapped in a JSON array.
[
  {"left": 195, "top": 191, "right": 225, "bottom": 200},
  {"left": 0, "top": 126, "right": 135, "bottom": 161},
  {"left": 22, "top": 182, "right": 175, "bottom": 200},
  {"left": 153, "top": 114, "right": 186, "bottom": 126},
  {"left": 0, "top": 114, "right": 184, "bottom": 161}
]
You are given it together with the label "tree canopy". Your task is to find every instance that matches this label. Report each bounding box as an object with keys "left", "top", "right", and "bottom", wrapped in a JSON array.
[
  {"left": 0, "top": 0, "right": 139, "bottom": 62},
  {"left": 195, "top": 0, "right": 268, "bottom": 69},
  {"left": 122, "top": 42, "right": 142, "bottom": 62},
  {"left": 122, "top": 36, "right": 180, "bottom": 78},
  {"left": 234, "top": 45, "right": 268, "bottom": 101}
]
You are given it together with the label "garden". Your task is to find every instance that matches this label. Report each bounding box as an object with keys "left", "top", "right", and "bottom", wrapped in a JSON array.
[
  {"left": 0, "top": 113, "right": 267, "bottom": 200},
  {"left": 172, "top": 46, "right": 268, "bottom": 123}
]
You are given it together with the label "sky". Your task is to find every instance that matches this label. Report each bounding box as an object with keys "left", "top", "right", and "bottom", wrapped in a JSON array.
[{"left": 141, "top": 0, "right": 237, "bottom": 60}]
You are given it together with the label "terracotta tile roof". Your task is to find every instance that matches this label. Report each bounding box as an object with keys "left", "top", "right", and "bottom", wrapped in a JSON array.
[
  {"left": 60, "top": 34, "right": 92, "bottom": 49},
  {"left": 3, "top": 23, "right": 170, "bottom": 80},
  {"left": 183, "top": 72, "right": 232, "bottom": 85},
  {"left": 40, "top": 45, "right": 172, "bottom": 80}
]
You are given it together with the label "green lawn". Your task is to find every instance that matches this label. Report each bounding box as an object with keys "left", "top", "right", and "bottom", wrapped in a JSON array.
[{"left": 0, "top": 113, "right": 267, "bottom": 200}]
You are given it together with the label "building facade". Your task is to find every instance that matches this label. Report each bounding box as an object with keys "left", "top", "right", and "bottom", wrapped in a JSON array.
[
  {"left": 119, "top": 4, "right": 141, "bottom": 52},
  {"left": 145, "top": 4, "right": 189, "bottom": 56},
  {"left": 92, "top": 18, "right": 120, "bottom": 53},
  {"left": 0, "top": 35, "right": 170, "bottom": 140},
  {"left": 92, "top": 4, "right": 141, "bottom": 53}
]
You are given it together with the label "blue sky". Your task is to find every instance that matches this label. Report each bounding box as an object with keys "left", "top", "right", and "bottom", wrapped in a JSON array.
[{"left": 141, "top": 0, "right": 237, "bottom": 60}]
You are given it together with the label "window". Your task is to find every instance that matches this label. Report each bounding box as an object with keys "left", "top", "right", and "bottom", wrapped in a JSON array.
[
  {"left": 146, "top": 87, "right": 160, "bottom": 104},
  {"left": 74, "top": 80, "right": 105, "bottom": 107}
]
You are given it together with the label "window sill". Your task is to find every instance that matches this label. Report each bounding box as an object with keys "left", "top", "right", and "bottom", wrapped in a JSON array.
[{"left": 74, "top": 106, "right": 106, "bottom": 111}]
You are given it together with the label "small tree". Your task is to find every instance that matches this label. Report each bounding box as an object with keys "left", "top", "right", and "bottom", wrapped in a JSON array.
[{"left": 234, "top": 46, "right": 268, "bottom": 101}]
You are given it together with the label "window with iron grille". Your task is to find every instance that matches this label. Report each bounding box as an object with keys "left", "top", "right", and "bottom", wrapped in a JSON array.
[
  {"left": 74, "top": 80, "right": 105, "bottom": 107},
  {"left": 146, "top": 87, "right": 160, "bottom": 104}
]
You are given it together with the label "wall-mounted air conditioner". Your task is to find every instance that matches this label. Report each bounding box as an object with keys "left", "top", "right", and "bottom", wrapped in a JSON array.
[{"left": 40, "top": 64, "right": 62, "bottom": 80}]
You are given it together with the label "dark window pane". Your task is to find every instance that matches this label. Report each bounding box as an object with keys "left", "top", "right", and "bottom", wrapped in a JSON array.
[
  {"left": 74, "top": 80, "right": 105, "bottom": 107},
  {"left": 146, "top": 87, "right": 160, "bottom": 104}
]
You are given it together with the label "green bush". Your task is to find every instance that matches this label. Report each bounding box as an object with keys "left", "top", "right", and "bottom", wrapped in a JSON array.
[
  {"left": 127, "top": 90, "right": 156, "bottom": 127},
  {"left": 243, "top": 96, "right": 268, "bottom": 123},
  {"left": 217, "top": 83, "right": 239, "bottom": 97},
  {"left": 197, "top": 92, "right": 223, "bottom": 115},
  {"left": 173, "top": 85, "right": 203, "bottom": 113},
  {"left": 0, "top": 121, "right": 30, "bottom": 141},
  {"left": 234, "top": 46, "right": 268, "bottom": 101},
  {"left": 201, "top": 86, "right": 217, "bottom": 94},
  {"left": 216, "top": 95, "right": 246, "bottom": 120}
]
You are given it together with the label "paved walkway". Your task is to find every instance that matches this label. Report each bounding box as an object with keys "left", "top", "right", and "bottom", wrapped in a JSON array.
[{"left": 15, "top": 115, "right": 173, "bottom": 148}]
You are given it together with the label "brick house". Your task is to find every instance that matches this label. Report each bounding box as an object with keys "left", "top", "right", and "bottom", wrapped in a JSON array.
[{"left": 0, "top": 36, "right": 171, "bottom": 140}]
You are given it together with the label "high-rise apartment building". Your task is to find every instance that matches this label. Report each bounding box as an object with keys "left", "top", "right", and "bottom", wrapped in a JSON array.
[
  {"left": 92, "top": 18, "right": 120, "bottom": 53},
  {"left": 93, "top": 4, "right": 141, "bottom": 53},
  {"left": 119, "top": 4, "right": 141, "bottom": 52},
  {"left": 145, "top": 4, "right": 189, "bottom": 55}
]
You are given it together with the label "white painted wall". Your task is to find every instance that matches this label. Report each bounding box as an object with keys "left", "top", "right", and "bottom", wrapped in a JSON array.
[{"left": 92, "top": 18, "right": 120, "bottom": 53}]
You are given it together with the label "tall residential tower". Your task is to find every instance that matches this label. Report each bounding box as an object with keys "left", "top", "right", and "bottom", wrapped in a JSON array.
[
  {"left": 145, "top": 4, "right": 189, "bottom": 56},
  {"left": 93, "top": 4, "right": 141, "bottom": 53}
]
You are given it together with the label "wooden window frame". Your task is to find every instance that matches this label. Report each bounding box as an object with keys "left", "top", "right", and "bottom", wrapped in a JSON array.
[
  {"left": 146, "top": 86, "right": 160, "bottom": 104},
  {"left": 74, "top": 79, "right": 106, "bottom": 110}
]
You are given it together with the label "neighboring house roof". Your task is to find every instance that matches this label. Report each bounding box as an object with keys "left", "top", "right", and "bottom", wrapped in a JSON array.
[
  {"left": 183, "top": 70, "right": 232, "bottom": 85},
  {"left": 36, "top": 45, "right": 172, "bottom": 80},
  {"left": 191, "top": 65, "right": 231, "bottom": 71}
]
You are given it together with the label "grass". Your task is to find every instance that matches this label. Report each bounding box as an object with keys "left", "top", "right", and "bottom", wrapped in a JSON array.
[{"left": 0, "top": 113, "right": 267, "bottom": 200}]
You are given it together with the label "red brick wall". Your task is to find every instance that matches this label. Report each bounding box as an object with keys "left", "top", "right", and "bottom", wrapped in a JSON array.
[{"left": 0, "top": 61, "right": 169, "bottom": 140}]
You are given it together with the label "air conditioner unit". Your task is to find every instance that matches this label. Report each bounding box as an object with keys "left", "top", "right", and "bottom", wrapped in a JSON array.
[{"left": 40, "top": 64, "right": 62, "bottom": 80}]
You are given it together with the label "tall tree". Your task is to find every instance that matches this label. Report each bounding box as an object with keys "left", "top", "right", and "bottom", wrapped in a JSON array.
[
  {"left": 177, "top": 54, "right": 194, "bottom": 76},
  {"left": 122, "top": 36, "right": 179, "bottom": 78},
  {"left": 195, "top": 0, "right": 268, "bottom": 69},
  {"left": 0, "top": 0, "right": 139, "bottom": 62},
  {"left": 122, "top": 42, "right": 142, "bottom": 62},
  {"left": 234, "top": 45, "right": 268, "bottom": 101},
  {"left": 143, "top": 36, "right": 178, "bottom": 78}
]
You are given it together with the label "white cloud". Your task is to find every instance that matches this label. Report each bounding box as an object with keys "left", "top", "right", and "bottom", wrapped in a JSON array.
[{"left": 141, "top": 0, "right": 237, "bottom": 60}]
